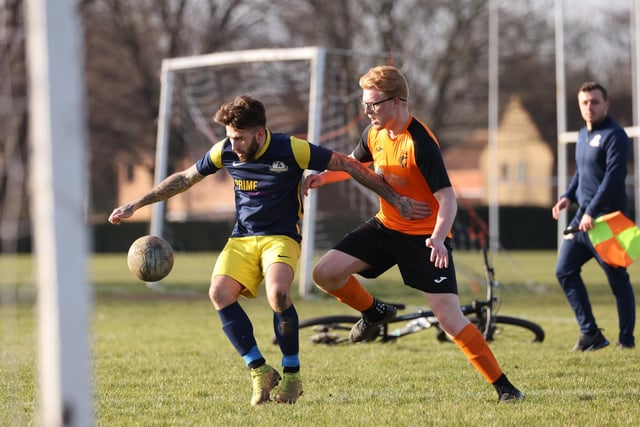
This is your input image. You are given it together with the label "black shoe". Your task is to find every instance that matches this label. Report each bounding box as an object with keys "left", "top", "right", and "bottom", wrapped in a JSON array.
[
  {"left": 572, "top": 330, "right": 609, "bottom": 352},
  {"left": 348, "top": 304, "right": 397, "bottom": 342},
  {"left": 497, "top": 385, "right": 525, "bottom": 403}
]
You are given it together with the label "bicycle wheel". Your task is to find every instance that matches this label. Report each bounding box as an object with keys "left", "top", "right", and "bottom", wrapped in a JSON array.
[
  {"left": 490, "top": 315, "right": 545, "bottom": 343},
  {"left": 298, "top": 315, "right": 361, "bottom": 345}
]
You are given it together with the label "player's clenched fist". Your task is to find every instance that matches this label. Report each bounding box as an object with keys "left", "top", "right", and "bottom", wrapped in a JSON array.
[{"left": 108, "top": 205, "right": 134, "bottom": 224}]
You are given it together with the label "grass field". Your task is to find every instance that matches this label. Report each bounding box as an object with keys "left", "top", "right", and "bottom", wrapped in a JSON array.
[{"left": 2, "top": 250, "right": 640, "bottom": 426}]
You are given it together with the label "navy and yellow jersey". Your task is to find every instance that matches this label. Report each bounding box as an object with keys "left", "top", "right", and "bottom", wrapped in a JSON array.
[
  {"left": 352, "top": 116, "right": 452, "bottom": 236},
  {"left": 195, "top": 129, "right": 333, "bottom": 242}
]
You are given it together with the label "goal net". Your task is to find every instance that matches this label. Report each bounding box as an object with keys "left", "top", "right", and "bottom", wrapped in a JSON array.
[{"left": 152, "top": 47, "right": 390, "bottom": 296}]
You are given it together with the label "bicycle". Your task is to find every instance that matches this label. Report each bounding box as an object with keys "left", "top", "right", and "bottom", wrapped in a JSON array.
[{"left": 294, "top": 247, "right": 545, "bottom": 345}]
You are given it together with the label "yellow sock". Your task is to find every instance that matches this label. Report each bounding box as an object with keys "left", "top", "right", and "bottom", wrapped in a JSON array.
[
  {"left": 452, "top": 323, "right": 503, "bottom": 383},
  {"left": 327, "top": 276, "right": 374, "bottom": 312}
]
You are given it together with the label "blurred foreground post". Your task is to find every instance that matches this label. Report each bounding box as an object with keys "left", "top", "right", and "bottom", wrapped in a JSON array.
[{"left": 26, "top": 0, "right": 93, "bottom": 425}]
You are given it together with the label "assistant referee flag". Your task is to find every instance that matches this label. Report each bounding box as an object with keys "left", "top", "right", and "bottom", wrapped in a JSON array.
[{"left": 588, "top": 211, "right": 640, "bottom": 268}]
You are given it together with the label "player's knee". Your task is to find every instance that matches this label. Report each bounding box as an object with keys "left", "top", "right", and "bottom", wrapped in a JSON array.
[
  {"left": 312, "top": 256, "right": 350, "bottom": 291},
  {"left": 312, "top": 263, "right": 330, "bottom": 289},
  {"left": 208, "top": 282, "right": 234, "bottom": 309},
  {"left": 435, "top": 308, "right": 468, "bottom": 336},
  {"left": 208, "top": 283, "right": 221, "bottom": 305},
  {"left": 266, "top": 286, "right": 291, "bottom": 312}
]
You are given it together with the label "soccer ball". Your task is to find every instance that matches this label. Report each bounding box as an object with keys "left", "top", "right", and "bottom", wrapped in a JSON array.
[{"left": 127, "top": 235, "right": 174, "bottom": 282}]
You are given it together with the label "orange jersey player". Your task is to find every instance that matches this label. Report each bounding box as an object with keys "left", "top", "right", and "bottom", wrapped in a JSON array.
[{"left": 304, "top": 65, "right": 525, "bottom": 403}]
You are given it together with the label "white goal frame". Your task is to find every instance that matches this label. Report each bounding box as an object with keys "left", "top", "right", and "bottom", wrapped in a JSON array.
[{"left": 151, "top": 47, "right": 327, "bottom": 297}]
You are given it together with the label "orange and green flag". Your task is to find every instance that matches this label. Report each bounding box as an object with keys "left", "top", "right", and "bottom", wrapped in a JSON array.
[{"left": 588, "top": 211, "right": 640, "bottom": 268}]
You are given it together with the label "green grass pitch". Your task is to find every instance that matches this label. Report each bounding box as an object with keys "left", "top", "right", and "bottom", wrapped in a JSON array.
[{"left": 2, "top": 250, "right": 639, "bottom": 426}]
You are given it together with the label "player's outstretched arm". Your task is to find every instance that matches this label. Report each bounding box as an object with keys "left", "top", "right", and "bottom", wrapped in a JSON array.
[
  {"left": 302, "top": 169, "right": 351, "bottom": 196},
  {"left": 108, "top": 164, "right": 205, "bottom": 224},
  {"left": 326, "top": 151, "right": 431, "bottom": 220}
]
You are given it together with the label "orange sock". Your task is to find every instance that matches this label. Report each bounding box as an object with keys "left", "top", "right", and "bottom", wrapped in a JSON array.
[
  {"left": 327, "top": 276, "right": 374, "bottom": 312},
  {"left": 452, "top": 323, "right": 503, "bottom": 383}
]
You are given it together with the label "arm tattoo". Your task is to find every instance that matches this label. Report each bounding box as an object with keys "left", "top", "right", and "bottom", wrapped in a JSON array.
[
  {"left": 135, "top": 172, "right": 202, "bottom": 208},
  {"left": 328, "top": 153, "right": 410, "bottom": 217}
]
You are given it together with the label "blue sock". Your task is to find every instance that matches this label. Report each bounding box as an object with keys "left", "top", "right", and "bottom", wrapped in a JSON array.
[
  {"left": 282, "top": 355, "right": 300, "bottom": 372},
  {"left": 273, "top": 305, "right": 300, "bottom": 371},
  {"left": 242, "top": 346, "right": 264, "bottom": 367},
  {"left": 218, "top": 302, "right": 262, "bottom": 366}
]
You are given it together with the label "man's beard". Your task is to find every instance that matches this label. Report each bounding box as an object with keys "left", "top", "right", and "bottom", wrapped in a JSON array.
[{"left": 236, "top": 135, "right": 259, "bottom": 162}]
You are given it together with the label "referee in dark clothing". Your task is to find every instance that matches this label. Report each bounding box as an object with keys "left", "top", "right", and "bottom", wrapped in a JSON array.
[{"left": 552, "top": 82, "right": 636, "bottom": 351}]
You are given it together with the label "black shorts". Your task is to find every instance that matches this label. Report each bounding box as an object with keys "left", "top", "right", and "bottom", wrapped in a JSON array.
[{"left": 333, "top": 217, "right": 458, "bottom": 294}]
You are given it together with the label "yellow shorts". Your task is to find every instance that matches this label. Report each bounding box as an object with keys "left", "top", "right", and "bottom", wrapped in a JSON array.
[{"left": 212, "top": 235, "right": 301, "bottom": 298}]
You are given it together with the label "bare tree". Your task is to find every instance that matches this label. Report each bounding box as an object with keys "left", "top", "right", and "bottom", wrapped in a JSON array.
[
  {"left": 563, "top": 3, "right": 633, "bottom": 130},
  {"left": 79, "top": 0, "right": 274, "bottom": 212},
  {"left": 0, "top": 0, "right": 29, "bottom": 250},
  {"left": 270, "top": 0, "right": 490, "bottom": 139},
  {"left": 1, "top": 0, "right": 633, "bottom": 225}
]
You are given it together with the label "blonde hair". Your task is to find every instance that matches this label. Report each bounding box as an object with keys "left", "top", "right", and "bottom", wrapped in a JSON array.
[{"left": 359, "top": 65, "right": 409, "bottom": 100}]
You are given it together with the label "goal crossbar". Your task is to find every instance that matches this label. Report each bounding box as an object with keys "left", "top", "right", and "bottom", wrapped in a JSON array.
[{"left": 161, "top": 46, "right": 323, "bottom": 71}]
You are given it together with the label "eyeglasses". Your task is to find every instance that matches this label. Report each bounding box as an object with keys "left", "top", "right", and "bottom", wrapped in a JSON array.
[{"left": 360, "top": 97, "right": 406, "bottom": 111}]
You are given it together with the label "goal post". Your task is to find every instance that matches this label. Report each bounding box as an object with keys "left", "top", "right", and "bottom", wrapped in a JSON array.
[
  {"left": 26, "top": 0, "right": 93, "bottom": 425},
  {"left": 151, "top": 47, "right": 384, "bottom": 297}
]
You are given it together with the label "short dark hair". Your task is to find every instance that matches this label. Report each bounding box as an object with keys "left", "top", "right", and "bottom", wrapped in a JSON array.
[
  {"left": 213, "top": 95, "right": 266, "bottom": 130},
  {"left": 579, "top": 82, "right": 608, "bottom": 100}
]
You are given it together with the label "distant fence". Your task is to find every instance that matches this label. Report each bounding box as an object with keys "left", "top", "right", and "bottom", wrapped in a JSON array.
[
  {"left": 104, "top": 206, "right": 559, "bottom": 252},
  {"left": 9, "top": 206, "right": 573, "bottom": 253}
]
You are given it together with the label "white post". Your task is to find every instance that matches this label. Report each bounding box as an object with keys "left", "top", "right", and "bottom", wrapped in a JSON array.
[
  {"left": 488, "top": 0, "right": 500, "bottom": 251},
  {"left": 25, "top": 0, "right": 93, "bottom": 426},
  {"left": 300, "top": 47, "right": 325, "bottom": 298},
  {"left": 632, "top": 0, "right": 640, "bottom": 224},
  {"left": 149, "top": 61, "right": 174, "bottom": 239},
  {"left": 555, "top": 0, "right": 568, "bottom": 250}
]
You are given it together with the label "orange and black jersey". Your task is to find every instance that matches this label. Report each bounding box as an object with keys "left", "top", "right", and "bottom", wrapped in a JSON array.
[
  {"left": 353, "top": 116, "right": 452, "bottom": 235},
  {"left": 196, "top": 130, "right": 333, "bottom": 242}
]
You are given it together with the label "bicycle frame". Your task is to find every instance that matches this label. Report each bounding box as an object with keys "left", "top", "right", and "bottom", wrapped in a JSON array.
[{"left": 377, "top": 247, "right": 498, "bottom": 341}]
